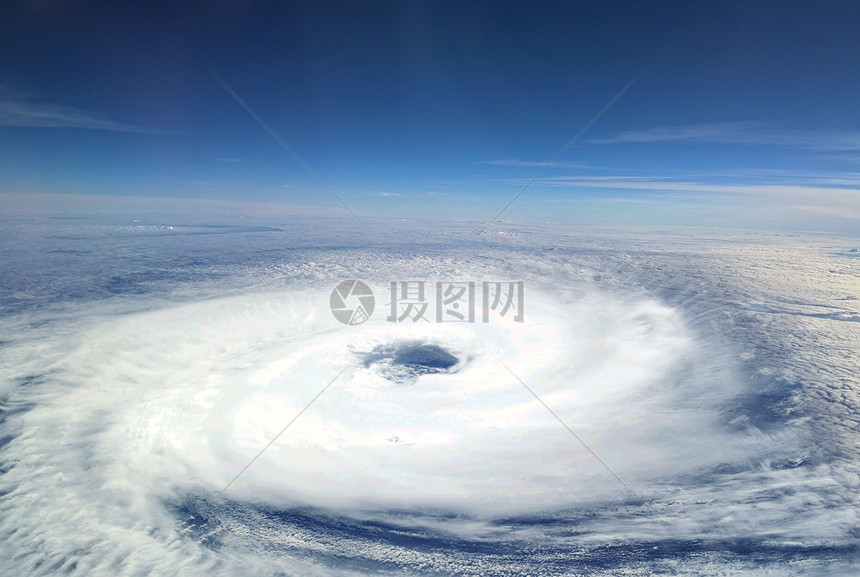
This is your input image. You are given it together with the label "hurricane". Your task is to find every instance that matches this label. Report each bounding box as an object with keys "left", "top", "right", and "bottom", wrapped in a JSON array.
[
  {"left": 1, "top": 217, "right": 857, "bottom": 576},
  {"left": 3, "top": 2, "right": 859, "bottom": 574}
]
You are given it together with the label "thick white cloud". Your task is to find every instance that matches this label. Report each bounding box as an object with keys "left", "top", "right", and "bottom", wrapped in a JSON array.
[{"left": 0, "top": 218, "right": 857, "bottom": 576}]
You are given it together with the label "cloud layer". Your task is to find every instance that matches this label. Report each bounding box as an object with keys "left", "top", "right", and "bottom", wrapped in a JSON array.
[{"left": 0, "top": 215, "right": 856, "bottom": 575}]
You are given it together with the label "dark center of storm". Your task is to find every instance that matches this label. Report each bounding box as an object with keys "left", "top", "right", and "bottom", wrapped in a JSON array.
[{"left": 358, "top": 341, "right": 461, "bottom": 383}]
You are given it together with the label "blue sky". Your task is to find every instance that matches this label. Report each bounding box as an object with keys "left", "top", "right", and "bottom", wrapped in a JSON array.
[{"left": 1, "top": 1, "right": 859, "bottom": 231}]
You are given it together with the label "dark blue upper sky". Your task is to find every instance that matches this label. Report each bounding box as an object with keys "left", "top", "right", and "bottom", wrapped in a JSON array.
[{"left": 2, "top": 0, "right": 859, "bottom": 230}]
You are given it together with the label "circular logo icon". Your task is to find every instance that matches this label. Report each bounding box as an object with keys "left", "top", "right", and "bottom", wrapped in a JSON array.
[{"left": 330, "top": 280, "right": 375, "bottom": 325}]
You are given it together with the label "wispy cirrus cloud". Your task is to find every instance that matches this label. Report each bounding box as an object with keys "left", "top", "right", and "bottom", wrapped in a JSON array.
[
  {"left": 594, "top": 122, "right": 860, "bottom": 151},
  {"left": 521, "top": 174, "right": 860, "bottom": 220},
  {"left": 482, "top": 159, "right": 595, "bottom": 169},
  {"left": 0, "top": 87, "right": 150, "bottom": 132}
]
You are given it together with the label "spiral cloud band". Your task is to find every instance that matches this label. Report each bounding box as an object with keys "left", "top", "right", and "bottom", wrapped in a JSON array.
[{"left": 1, "top": 220, "right": 857, "bottom": 576}]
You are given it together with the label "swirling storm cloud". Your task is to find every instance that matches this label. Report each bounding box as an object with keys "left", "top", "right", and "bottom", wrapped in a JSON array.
[{"left": 1, "top": 215, "right": 857, "bottom": 576}]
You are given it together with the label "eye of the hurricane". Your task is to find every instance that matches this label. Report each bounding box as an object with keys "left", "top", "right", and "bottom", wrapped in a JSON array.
[{"left": 358, "top": 341, "right": 462, "bottom": 383}]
